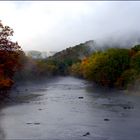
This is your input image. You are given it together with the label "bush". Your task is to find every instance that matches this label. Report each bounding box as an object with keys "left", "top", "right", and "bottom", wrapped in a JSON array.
[
  {"left": 115, "top": 69, "right": 138, "bottom": 89},
  {"left": 130, "top": 51, "right": 140, "bottom": 73}
]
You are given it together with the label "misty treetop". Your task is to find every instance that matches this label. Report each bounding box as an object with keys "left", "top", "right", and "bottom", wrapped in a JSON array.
[{"left": 14, "top": 40, "right": 93, "bottom": 80}]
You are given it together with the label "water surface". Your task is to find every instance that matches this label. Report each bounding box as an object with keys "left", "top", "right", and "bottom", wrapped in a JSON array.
[{"left": 0, "top": 76, "right": 140, "bottom": 140}]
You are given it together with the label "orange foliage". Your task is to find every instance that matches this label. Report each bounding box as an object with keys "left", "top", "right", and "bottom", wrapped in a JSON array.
[
  {"left": 0, "top": 21, "right": 23, "bottom": 92},
  {"left": 0, "top": 77, "right": 14, "bottom": 89}
]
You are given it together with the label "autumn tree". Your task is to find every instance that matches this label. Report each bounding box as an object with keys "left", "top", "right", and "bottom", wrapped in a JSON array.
[
  {"left": 71, "top": 62, "right": 82, "bottom": 77},
  {"left": 80, "top": 48, "right": 130, "bottom": 87},
  {"left": 0, "top": 20, "right": 23, "bottom": 93}
]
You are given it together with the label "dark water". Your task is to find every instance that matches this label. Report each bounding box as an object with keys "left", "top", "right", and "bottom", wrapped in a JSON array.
[{"left": 0, "top": 76, "right": 140, "bottom": 140}]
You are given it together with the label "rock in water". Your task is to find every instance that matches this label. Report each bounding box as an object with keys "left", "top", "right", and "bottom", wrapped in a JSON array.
[
  {"left": 104, "top": 118, "right": 110, "bottom": 121},
  {"left": 78, "top": 97, "right": 84, "bottom": 99},
  {"left": 83, "top": 132, "right": 90, "bottom": 136}
]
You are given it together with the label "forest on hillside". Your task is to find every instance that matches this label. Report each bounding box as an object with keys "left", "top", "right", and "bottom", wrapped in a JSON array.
[{"left": 1, "top": 21, "right": 140, "bottom": 98}]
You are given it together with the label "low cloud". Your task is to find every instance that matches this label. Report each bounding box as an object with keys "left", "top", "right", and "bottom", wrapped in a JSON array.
[{"left": 0, "top": 1, "right": 140, "bottom": 51}]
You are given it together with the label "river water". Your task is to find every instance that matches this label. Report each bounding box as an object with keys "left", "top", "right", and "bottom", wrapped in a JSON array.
[{"left": 0, "top": 76, "right": 140, "bottom": 140}]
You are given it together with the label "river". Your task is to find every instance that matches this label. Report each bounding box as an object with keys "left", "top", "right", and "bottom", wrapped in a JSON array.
[{"left": 0, "top": 76, "right": 140, "bottom": 140}]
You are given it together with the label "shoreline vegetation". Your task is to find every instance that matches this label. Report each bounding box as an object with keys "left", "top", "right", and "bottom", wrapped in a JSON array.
[
  {"left": 0, "top": 21, "right": 23, "bottom": 98},
  {"left": 1, "top": 21, "right": 140, "bottom": 98},
  {"left": 15, "top": 42, "right": 140, "bottom": 90}
]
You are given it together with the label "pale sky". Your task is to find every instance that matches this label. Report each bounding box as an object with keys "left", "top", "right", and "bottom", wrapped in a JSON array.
[{"left": 0, "top": 1, "right": 140, "bottom": 51}]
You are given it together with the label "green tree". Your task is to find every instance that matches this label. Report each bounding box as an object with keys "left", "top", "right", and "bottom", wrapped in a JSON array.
[
  {"left": 115, "top": 69, "right": 138, "bottom": 89},
  {"left": 81, "top": 48, "right": 130, "bottom": 87},
  {"left": 71, "top": 62, "right": 82, "bottom": 77},
  {"left": 130, "top": 51, "right": 140, "bottom": 73}
]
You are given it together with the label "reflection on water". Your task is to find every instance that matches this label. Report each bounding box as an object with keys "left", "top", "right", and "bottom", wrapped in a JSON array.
[
  {"left": 0, "top": 76, "right": 140, "bottom": 140},
  {"left": 0, "top": 113, "right": 5, "bottom": 139}
]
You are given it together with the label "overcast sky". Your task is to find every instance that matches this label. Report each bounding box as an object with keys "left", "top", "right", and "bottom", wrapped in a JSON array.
[{"left": 0, "top": 1, "right": 140, "bottom": 51}]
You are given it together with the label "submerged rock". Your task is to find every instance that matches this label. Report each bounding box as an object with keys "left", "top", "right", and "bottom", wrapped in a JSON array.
[
  {"left": 26, "top": 122, "right": 40, "bottom": 125},
  {"left": 104, "top": 118, "right": 110, "bottom": 121},
  {"left": 83, "top": 132, "right": 90, "bottom": 136},
  {"left": 34, "top": 123, "right": 40, "bottom": 125},
  {"left": 26, "top": 123, "right": 32, "bottom": 125},
  {"left": 123, "top": 106, "right": 134, "bottom": 109},
  {"left": 78, "top": 97, "right": 84, "bottom": 99}
]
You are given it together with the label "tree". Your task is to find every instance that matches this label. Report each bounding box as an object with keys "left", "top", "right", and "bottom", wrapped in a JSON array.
[
  {"left": 71, "top": 62, "right": 82, "bottom": 77},
  {"left": 81, "top": 48, "right": 130, "bottom": 87},
  {"left": 131, "top": 44, "right": 140, "bottom": 52},
  {"left": 130, "top": 51, "right": 140, "bottom": 73},
  {"left": 0, "top": 20, "right": 23, "bottom": 93},
  {"left": 115, "top": 69, "right": 138, "bottom": 89}
]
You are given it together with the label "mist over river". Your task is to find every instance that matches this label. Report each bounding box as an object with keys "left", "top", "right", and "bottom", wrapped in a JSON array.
[{"left": 0, "top": 76, "right": 140, "bottom": 140}]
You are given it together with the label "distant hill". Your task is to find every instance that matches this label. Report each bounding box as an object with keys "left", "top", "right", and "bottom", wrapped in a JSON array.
[
  {"left": 50, "top": 40, "right": 95, "bottom": 60},
  {"left": 46, "top": 40, "right": 95, "bottom": 75},
  {"left": 25, "top": 50, "right": 57, "bottom": 59},
  {"left": 24, "top": 40, "right": 99, "bottom": 60}
]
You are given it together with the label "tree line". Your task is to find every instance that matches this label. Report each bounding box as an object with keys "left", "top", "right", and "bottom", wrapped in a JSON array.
[
  {"left": 1, "top": 21, "right": 140, "bottom": 97},
  {"left": 16, "top": 40, "right": 140, "bottom": 90},
  {"left": 71, "top": 45, "right": 140, "bottom": 89}
]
